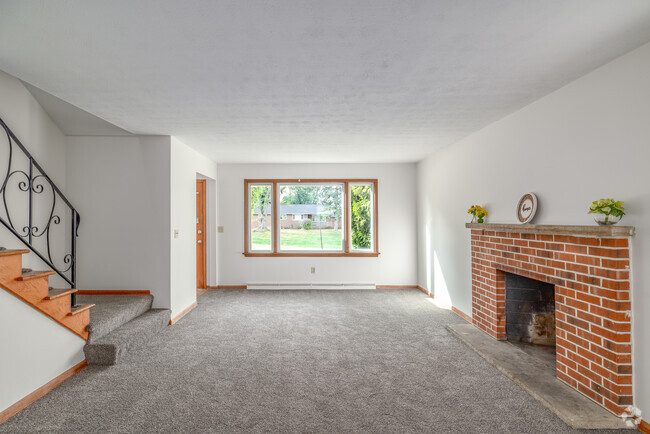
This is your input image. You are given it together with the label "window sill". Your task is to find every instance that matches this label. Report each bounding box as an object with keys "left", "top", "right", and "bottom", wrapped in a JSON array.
[{"left": 243, "top": 252, "right": 380, "bottom": 258}]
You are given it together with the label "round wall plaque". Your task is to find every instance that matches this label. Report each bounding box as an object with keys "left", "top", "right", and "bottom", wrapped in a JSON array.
[{"left": 517, "top": 193, "right": 538, "bottom": 224}]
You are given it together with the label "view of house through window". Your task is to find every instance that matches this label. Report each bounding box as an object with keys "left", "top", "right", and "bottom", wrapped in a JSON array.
[
  {"left": 246, "top": 179, "right": 377, "bottom": 256},
  {"left": 279, "top": 184, "right": 344, "bottom": 251}
]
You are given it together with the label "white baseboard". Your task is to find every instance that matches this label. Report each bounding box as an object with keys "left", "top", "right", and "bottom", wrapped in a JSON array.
[{"left": 246, "top": 283, "right": 376, "bottom": 290}]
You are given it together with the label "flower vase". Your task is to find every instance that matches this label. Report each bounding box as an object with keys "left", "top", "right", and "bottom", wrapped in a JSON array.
[{"left": 593, "top": 214, "right": 621, "bottom": 226}]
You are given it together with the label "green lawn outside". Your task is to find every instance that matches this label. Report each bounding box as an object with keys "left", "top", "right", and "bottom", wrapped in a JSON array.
[{"left": 251, "top": 229, "right": 343, "bottom": 250}]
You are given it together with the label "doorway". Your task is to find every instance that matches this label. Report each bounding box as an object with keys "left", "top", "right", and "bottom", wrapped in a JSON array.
[{"left": 196, "top": 179, "right": 206, "bottom": 294}]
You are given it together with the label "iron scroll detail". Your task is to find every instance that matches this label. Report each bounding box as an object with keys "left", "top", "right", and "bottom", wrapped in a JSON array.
[{"left": 0, "top": 116, "right": 79, "bottom": 306}]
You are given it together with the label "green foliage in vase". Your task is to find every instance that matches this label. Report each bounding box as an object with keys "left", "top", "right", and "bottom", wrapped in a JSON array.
[{"left": 588, "top": 198, "right": 625, "bottom": 217}]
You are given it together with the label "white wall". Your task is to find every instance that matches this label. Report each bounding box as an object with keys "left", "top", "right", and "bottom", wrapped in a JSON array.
[
  {"left": 217, "top": 163, "right": 417, "bottom": 286},
  {"left": 0, "top": 290, "right": 86, "bottom": 413},
  {"left": 0, "top": 70, "right": 85, "bottom": 414},
  {"left": 170, "top": 138, "right": 217, "bottom": 317},
  {"left": 65, "top": 136, "right": 171, "bottom": 309},
  {"left": 0, "top": 70, "right": 69, "bottom": 285},
  {"left": 416, "top": 42, "right": 650, "bottom": 417}
]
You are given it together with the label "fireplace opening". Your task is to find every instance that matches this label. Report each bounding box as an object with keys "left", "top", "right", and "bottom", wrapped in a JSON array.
[{"left": 505, "top": 272, "right": 556, "bottom": 367}]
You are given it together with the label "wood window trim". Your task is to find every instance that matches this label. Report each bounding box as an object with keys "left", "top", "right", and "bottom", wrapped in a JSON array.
[{"left": 244, "top": 179, "right": 379, "bottom": 257}]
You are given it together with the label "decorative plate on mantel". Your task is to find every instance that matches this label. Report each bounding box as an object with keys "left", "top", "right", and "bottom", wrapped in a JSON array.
[{"left": 516, "top": 193, "right": 538, "bottom": 224}]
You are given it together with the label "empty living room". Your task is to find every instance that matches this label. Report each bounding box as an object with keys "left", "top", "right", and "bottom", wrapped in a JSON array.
[{"left": 1, "top": 1, "right": 649, "bottom": 432}]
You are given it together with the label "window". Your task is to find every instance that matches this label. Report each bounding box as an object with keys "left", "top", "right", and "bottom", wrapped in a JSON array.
[
  {"left": 244, "top": 179, "right": 378, "bottom": 257},
  {"left": 248, "top": 183, "right": 273, "bottom": 251},
  {"left": 350, "top": 183, "right": 374, "bottom": 251}
]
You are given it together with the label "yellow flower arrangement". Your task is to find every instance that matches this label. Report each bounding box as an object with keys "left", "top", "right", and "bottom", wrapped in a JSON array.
[{"left": 468, "top": 205, "right": 488, "bottom": 223}]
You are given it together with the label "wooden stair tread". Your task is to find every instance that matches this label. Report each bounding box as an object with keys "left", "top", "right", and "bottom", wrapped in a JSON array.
[
  {"left": 17, "top": 270, "right": 56, "bottom": 281},
  {"left": 69, "top": 303, "right": 95, "bottom": 316},
  {"left": 0, "top": 248, "right": 30, "bottom": 257},
  {"left": 45, "top": 288, "right": 77, "bottom": 300}
]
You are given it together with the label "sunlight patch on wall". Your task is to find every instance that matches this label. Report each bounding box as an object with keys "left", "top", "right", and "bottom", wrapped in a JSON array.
[{"left": 433, "top": 251, "right": 452, "bottom": 309}]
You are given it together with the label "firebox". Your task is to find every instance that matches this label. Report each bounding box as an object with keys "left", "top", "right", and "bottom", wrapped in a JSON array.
[{"left": 505, "top": 272, "right": 555, "bottom": 347}]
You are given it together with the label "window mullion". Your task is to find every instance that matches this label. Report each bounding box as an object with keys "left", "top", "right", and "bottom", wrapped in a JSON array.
[
  {"left": 272, "top": 181, "right": 278, "bottom": 253},
  {"left": 344, "top": 181, "right": 350, "bottom": 253}
]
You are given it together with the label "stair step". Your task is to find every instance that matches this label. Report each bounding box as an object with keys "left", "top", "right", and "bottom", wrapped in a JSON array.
[
  {"left": 17, "top": 270, "right": 55, "bottom": 281},
  {"left": 78, "top": 294, "right": 154, "bottom": 343},
  {"left": 0, "top": 249, "right": 30, "bottom": 257},
  {"left": 45, "top": 288, "right": 77, "bottom": 300},
  {"left": 69, "top": 303, "right": 95, "bottom": 315},
  {"left": 84, "top": 309, "right": 170, "bottom": 365}
]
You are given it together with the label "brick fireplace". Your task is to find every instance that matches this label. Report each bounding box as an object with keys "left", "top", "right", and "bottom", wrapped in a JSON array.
[{"left": 466, "top": 223, "right": 634, "bottom": 416}]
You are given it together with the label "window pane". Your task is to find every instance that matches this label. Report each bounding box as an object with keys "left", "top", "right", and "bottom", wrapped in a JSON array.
[
  {"left": 279, "top": 184, "right": 343, "bottom": 251},
  {"left": 351, "top": 184, "right": 372, "bottom": 250},
  {"left": 249, "top": 184, "right": 272, "bottom": 251}
]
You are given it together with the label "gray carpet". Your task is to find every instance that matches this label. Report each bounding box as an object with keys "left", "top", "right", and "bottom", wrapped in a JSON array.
[
  {"left": 79, "top": 294, "right": 153, "bottom": 343},
  {"left": 1, "top": 290, "right": 629, "bottom": 433}
]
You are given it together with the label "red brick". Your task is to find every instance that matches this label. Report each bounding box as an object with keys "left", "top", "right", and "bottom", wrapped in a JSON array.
[
  {"left": 575, "top": 291, "right": 600, "bottom": 306},
  {"left": 589, "top": 267, "right": 629, "bottom": 280},
  {"left": 565, "top": 315, "right": 591, "bottom": 331},
  {"left": 590, "top": 345, "right": 620, "bottom": 364},
  {"left": 602, "top": 339, "right": 631, "bottom": 353},
  {"left": 576, "top": 328, "right": 602, "bottom": 346},
  {"left": 531, "top": 257, "right": 546, "bottom": 266},
  {"left": 554, "top": 235, "right": 599, "bottom": 246},
  {"left": 557, "top": 370, "right": 578, "bottom": 388},
  {"left": 555, "top": 269, "right": 575, "bottom": 280},
  {"left": 577, "top": 274, "right": 601, "bottom": 286},
  {"left": 566, "top": 262, "right": 589, "bottom": 274},
  {"left": 576, "top": 311, "right": 603, "bottom": 327},
  {"left": 565, "top": 244, "right": 588, "bottom": 254},
  {"left": 590, "top": 325, "right": 629, "bottom": 343},
  {"left": 566, "top": 280, "right": 589, "bottom": 292},
  {"left": 577, "top": 383, "right": 599, "bottom": 401},
  {"left": 591, "top": 382, "right": 620, "bottom": 403},
  {"left": 589, "top": 247, "right": 629, "bottom": 259},
  {"left": 575, "top": 255, "right": 601, "bottom": 266},
  {"left": 547, "top": 260, "right": 566, "bottom": 269},
  {"left": 564, "top": 297, "right": 590, "bottom": 312},
  {"left": 554, "top": 252, "right": 575, "bottom": 262},
  {"left": 601, "top": 279, "right": 630, "bottom": 291},
  {"left": 591, "top": 287, "right": 629, "bottom": 301},
  {"left": 602, "top": 398, "right": 630, "bottom": 415},
  {"left": 545, "top": 242, "right": 564, "bottom": 251},
  {"left": 602, "top": 319, "right": 631, "bottom": 333},
  {"left": 601, "top": 299, "right": 632, "bottom": 312},
  {"left": 600, "top": 238, "right": 629, "bottom": 248}
]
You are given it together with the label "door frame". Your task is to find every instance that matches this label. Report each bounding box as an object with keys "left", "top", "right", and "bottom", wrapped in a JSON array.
[{"left": 196, "top": 179, "right": 206, "bottom": 288}]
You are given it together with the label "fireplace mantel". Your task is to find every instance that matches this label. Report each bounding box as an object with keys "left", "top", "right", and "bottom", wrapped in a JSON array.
[{"left": 465, "top": 223, "right": 635, "bottom": 237}]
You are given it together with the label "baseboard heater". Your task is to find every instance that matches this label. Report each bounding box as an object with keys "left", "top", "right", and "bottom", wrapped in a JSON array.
[{"left": 246, "top": 283, "right": 376, "bottom": 290}]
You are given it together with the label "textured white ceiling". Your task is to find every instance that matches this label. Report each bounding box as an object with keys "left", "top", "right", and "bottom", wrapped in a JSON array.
[
  {"left": 22, "top": 81, "right": 132, "bottom": 136},
  {"left": 1, "top": 1, "right": 650, "bottom": 163}
]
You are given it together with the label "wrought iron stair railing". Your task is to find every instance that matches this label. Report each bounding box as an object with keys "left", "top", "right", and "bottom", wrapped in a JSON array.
[{"left": 0, "top": 116, "right": 79, "bottom": 307}]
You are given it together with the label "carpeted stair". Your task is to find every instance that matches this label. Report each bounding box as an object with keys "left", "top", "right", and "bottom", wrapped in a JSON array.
[{"left": 78, "top": 294, "right": 170, "bottom": 365}]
